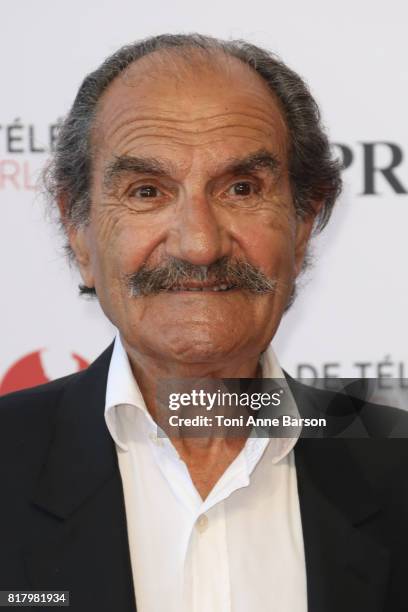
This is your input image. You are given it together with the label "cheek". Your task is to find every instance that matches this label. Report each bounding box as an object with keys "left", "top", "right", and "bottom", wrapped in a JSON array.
[
  {"left": 91, "top": 211, "right": 163, "bottom": 283},
  {"left": 238, "top": 214, "right": 297, "bottom": 279}
]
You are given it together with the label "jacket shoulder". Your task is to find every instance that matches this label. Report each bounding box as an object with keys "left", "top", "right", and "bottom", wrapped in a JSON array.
[
  {"left": 0, "top": 371, "right": 88, "bottom": 475},
  {"left": 0, "top": 370, "right": 84, "bottom": 424},
  {"left": 0, "top": 343, "right": 113, "bottom": 493},
  {"left": 0, "top": 342, "right": 114, "bottom": 426}
]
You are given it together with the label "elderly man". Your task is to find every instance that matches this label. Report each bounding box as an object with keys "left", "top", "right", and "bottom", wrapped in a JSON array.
[{"left": 0, "top": 34, "right": 407, "bottom": 612}]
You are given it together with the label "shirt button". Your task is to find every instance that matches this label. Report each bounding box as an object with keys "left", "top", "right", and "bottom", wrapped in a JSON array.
[{"left": 196, "top": 514, "right": 208, "bottom": 534}]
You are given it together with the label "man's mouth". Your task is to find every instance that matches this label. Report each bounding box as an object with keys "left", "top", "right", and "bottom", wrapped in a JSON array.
[
  {"left": 166, "top": 282, "right": 237, "bottom": 292},
  {"left": 126, "top": 256, "right": 277, "bottom": 297}
]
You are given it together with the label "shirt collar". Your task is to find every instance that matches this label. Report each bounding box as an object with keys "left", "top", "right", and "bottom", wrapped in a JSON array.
[
  {"left": 105, "top": 332, "right": 154, "bottom": 450},
  {"left": 105, "top": 331, "right": 300, "bottom": 461}
]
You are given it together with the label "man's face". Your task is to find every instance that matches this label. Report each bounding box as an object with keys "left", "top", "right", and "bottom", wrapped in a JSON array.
[{"left": 70, "top": 52, "right": 315, "bottom": 367}]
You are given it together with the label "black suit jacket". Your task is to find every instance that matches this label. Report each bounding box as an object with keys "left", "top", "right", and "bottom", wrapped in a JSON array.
[{"left": 0, "top": 344, "right": 407, "bottom": 611}]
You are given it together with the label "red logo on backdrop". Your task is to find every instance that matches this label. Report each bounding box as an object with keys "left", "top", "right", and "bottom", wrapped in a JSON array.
[{"left": 0, "top": 350, "right": 89, "bottom": 395}]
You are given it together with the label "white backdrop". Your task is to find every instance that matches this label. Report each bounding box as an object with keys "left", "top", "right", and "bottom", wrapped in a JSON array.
[{"left": 1, "top": 0, "right": 407, "bottom": 392}]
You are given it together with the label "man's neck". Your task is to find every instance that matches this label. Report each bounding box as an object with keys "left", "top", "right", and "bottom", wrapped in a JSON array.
[{"left": 121, "top": 339, "right": 263, "bottom": 500}]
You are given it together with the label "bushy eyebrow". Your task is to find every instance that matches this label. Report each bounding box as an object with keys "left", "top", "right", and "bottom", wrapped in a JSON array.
[
  {"left": 103, "top": 155, "right": 174, "bottom": 190},
  {"left": 222, "top": 149, "right": 281, "bottom": 177},
  {"left": 103, "top": 148, "right": 281, "bottom": 190}
]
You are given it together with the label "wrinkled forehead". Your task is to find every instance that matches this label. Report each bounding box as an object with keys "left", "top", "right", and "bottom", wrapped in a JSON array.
[{"left": 91, "top": 48, "right": 289, "bottom": 164}]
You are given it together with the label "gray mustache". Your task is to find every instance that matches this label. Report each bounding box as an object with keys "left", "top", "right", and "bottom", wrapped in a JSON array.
[{"left": 126, "top": 257, "right": 277, "bottom": 297}]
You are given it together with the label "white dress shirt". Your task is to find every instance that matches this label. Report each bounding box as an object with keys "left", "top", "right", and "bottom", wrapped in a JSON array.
[{"left": 105, "top": 334, "right": 307, "bottom": 612}]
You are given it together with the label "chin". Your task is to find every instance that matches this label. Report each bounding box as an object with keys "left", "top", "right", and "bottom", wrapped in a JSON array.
[{"left": 159, "top": 331, "right": 242, "bottom": 366}]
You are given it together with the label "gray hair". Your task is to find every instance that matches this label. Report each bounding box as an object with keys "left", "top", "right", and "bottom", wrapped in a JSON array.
[{"left": 44, "top": 33, "right": 342, "bottom": 255}]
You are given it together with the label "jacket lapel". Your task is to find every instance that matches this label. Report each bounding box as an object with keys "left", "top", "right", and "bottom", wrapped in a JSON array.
[
  {"left": 24, "top": 344, "right": 136, "bottom": 612},
  {"left": 288, "top": 376, "right": 391, "bottom": 610},
  {"left": 295, "top": 438, "right": 390, "bottom": 612}
]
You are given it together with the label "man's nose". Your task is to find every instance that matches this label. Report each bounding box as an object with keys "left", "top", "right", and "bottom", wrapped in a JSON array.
[{"left": 165, "top": 194, "right": 231, "bottom": 266}]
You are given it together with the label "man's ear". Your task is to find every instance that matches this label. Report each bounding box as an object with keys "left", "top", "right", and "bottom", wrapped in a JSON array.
[
  {"left": 68, "top": 226, "right": 95, "bottom": 289},
  {"left": 58, "top": 196, "right": 95, "bottom": 289},
  {"left": 294, "top": 202, "right": 322, "bottom": 276}
]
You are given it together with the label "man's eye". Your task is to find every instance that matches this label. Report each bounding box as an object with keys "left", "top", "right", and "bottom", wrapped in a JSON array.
[
  {"left": 227, "top": 182, "right": 257, "bottom": 197},
  {"left": 131, "top": 185, "right": 161, "bottom": 198}
]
